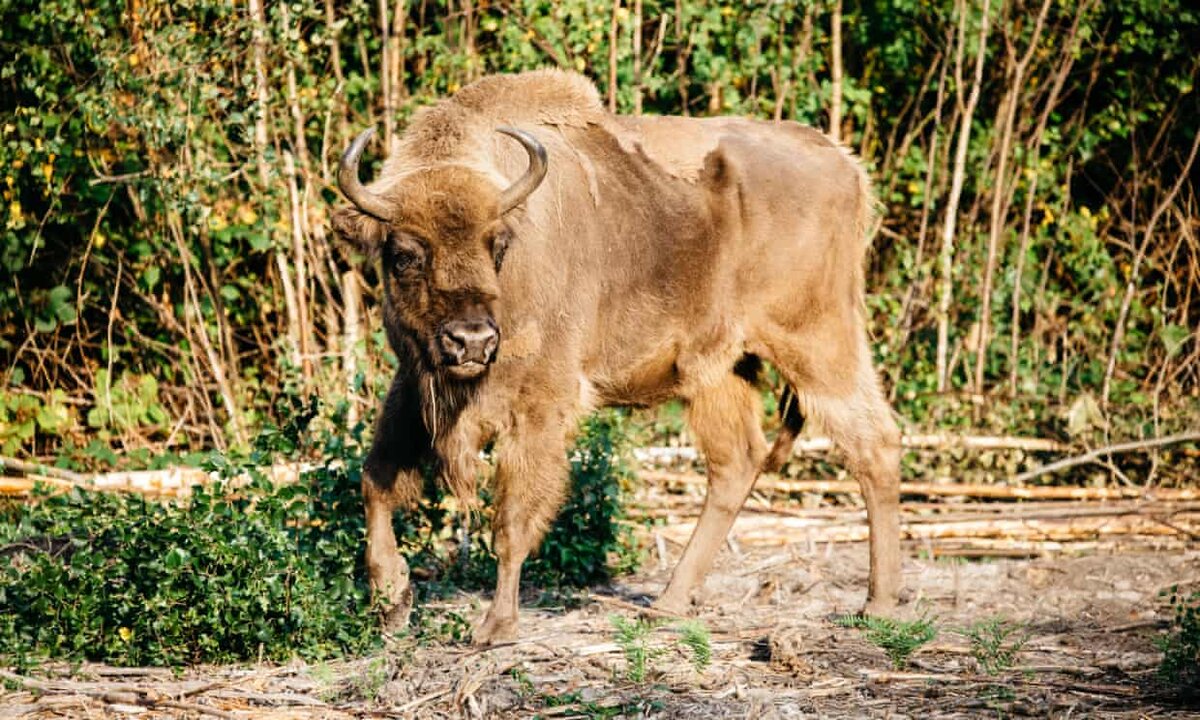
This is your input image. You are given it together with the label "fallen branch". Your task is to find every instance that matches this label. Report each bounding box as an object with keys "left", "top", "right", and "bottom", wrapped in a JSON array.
[
  {"left": 641, "top": 470, "right": 1200, "bottom": 501},
  {"left": 0, "top": 456, "right": 89, "bottom": 484},
  {"left": 635, "top": 434, "right": 1065, "bottom": 466},
  {"left": 654, "top": 507, "right": 1200, "bottom": 547},
  {"left": 1012, "top": 431, "right": 1200, "bottom": 484},
  {"left": 0, "top": 670, "right": 238, "bottom": 720}
]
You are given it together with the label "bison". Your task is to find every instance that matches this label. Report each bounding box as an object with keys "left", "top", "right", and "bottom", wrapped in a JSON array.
[{"left": 332, "top": 70, "right": 901, "bottom": 644}]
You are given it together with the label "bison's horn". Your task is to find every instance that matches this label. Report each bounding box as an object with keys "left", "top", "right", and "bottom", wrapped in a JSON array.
[
  {"left": 496, "top": 127, "right": 548, "bottom": 214},
  {"left": 338, "top": 127, "right": 394, "bottom": 221}
]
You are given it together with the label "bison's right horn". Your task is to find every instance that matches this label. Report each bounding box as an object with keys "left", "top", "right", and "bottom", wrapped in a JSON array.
[
  {"left": 496, "top": 127, "right": 548, "bottom": 214},
  {"left": 338, "top": 128, "right": 394, "bottom": 221}
]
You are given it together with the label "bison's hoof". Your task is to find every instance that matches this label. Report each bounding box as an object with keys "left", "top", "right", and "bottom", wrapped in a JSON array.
[
  {"left": 861, "top": 596, "right": 898, "bottom": 618},
  {"left": 380, "top": 597, "right": 413, "bottom": 634},
  {"left": 651, "top": 593, "right": 691, "bottom": 616},
  {"left": 472, "top": 613, "right": 518, "bottom": 645}
]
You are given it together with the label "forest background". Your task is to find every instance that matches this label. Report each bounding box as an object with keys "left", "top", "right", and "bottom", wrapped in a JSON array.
[{"left": 2, "top": 0, "right": 1198, "bottom": 486}]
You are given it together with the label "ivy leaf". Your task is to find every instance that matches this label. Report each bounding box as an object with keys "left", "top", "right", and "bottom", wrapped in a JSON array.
[
  {"left": 48, "top": 285, "right": 76, "bottom": 324},
  {"left": 143, "top": 265, "right": 161, "bottom": 291},
  {"left": 1160, "top": 323, "right": 1190, "bottom": 358},
  {"left": 1065, "top": 393, "right": 1107, "bottom": 438}
]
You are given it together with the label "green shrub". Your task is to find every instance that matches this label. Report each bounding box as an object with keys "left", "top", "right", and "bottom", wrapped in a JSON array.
[
  {"left": 676, "top": 619, "right": 712, "bottom": 673},
  {"left": 610, "top": 614, "right": 664, "bottom": 683},
  {"left": 0, "top": 399, "right": 637, "bottom": 665},
  {"left": 0, "top": 485, "right": 377, "bottom": 666},
  {"left": 1158, "top": 588, "right": 1200, "bottom": 695}
]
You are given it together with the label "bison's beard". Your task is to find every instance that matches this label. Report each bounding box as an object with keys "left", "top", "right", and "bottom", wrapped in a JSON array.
[
  {"left": 417, "top": 367, "right": 480, "bottom": 440},
  {"left": 392, "top": 333, "right": 482, "bottom": 443}
]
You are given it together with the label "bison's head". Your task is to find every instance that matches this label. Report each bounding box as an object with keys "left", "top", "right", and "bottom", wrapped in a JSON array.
[{"left": 333, "top": 127, "right": 547, "bottom": 380}]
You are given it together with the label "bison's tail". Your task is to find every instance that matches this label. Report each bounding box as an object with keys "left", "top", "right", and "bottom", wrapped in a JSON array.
[{"left": 762, "top": 384, "right": 805, "bottom": 473}]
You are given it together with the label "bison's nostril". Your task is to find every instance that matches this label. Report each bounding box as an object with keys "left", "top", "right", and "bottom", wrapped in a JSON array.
[{"left": 441, "top": 321, "right": 499, "bottom": 365}]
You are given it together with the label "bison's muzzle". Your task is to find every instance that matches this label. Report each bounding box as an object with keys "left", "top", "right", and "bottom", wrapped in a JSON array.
[{"left": 438, "top": 318, "right": 499, "bottom": 378}]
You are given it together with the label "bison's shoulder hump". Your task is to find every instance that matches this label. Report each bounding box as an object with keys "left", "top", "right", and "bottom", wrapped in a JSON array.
[{"left": 448, "top": 70, "right": 604, "bottom": 127}]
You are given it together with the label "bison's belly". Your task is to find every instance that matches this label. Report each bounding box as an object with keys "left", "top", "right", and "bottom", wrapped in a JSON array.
[{"left": 588, "top": 341, "right": 681, "bottom": 408}]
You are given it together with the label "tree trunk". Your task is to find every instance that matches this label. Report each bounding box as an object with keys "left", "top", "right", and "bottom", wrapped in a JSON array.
[{"left": 935, "top": 0, "right": 991, "bottom": 392}]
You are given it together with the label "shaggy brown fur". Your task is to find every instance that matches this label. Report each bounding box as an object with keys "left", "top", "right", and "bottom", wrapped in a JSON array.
[{"left": 332, "top": 69, "right": 902, "bottom": 643}]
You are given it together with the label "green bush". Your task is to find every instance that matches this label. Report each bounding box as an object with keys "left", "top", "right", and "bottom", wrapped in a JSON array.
[
  {"left": 1158, "top": 588, "right": 1200, "bottom": 695},
  {"left": 0, "top": 404, "right": 378, "bottom": 666},
  {"left": 0, "top": 400, "right": 638, "bottom": 665},
  {"left": 837, "top": 613, "right": 938, "bottom": 669}
]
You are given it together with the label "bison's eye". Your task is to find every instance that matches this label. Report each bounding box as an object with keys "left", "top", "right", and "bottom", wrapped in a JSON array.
[
  {"left": 395, "top": 248, "right": 424, "bottom": 271},
  {"left": 388, "top": 235, "right": 427, "bottom": 274},
  {"left": 491, "top": 231, "right": 511, "bottom": 272}
]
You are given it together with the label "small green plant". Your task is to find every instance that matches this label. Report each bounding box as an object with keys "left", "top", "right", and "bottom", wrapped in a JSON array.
[
  {"left": 308, "top": 662, "right": 339, "bottom": 703},
  {"left": 962, "top": 617, "right": 1029, "bottom": 675},
  {"left": 509, "top": 664, "right": 536, "bottom": 698},
  {"left": 836, "top": 613, "right": 938, "bottom": 669},
  {"left": 676, "top": 620, "right": 712, "bottom": 673},
  {"left": 1157, "top": 588, "right": 1200, "bottom": 694},
  {"left": 349, "top": 656, "right": 392, "bottom": 702},
  {"left": 610, "top": 614, "right": 664, "bottom": 683},
  {"left": 415, "top": 608, "right": 473, "bottom": 645}
]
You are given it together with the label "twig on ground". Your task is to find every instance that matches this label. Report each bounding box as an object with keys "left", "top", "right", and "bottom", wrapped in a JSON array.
[
  {"left": 588, "top": 593, "right": 685, "bottom": 620},
  {"left": 0, "top": 669, "right": 240, "bottom": 719},
  {"left": 1012, "top": 431, "right": 1200, "bottom": 484}
]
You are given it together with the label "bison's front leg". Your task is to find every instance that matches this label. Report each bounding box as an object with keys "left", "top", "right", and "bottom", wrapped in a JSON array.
[
  {"left": 363, "top": 473, "right": 417, "bottom": 631},
  {"left": 362, "top": 371, "right": 427, "bottom": 632},
  {"left": 472, "top": 416, "right": 570, "bottom": 644}
]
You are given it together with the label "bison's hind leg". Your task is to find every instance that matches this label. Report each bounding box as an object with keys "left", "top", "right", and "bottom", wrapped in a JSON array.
[
  {"left": 765, "top": 330, "right": 903, "bottom": 615},
  {"left": 655, "top": 371, "right": 768, "bottom": 613},
  {"left": 762, "top": 384, "right": 805, "bottom": 474}
]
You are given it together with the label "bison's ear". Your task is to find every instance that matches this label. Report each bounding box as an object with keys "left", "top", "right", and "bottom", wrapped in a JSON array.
[{"left": 331, "top": 206, "right": 387, "bottom": 257}]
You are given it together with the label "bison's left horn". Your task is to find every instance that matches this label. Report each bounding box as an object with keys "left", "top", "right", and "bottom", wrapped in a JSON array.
[
  {"left": 338, "top": 127, "right": 394, "bottom": 221},
  {"left": 496, "top": 127, "right": 548, "bottom": 214}
]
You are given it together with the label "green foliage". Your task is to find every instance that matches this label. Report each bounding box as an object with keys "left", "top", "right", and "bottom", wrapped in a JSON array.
[
  {"left": 0, "top": 397, "right": 639, "bottom": 665},
  {"left": 0, "top": 389, "right": 75, "bottom": 455},
  {"left": 1, "top": 0, "right": 1196, "bottom": 472},
  {"left": 1157, "top": 588, "right": 1200, "bottom": 695},
  {"left": 961, "top": 617, "right": 1029, "bottom": 675},
  {"left": 837, "top": 613, "right": 938, "bottom": 669},
  {"left": 675, "top": 619, "right": 712, "bottom": 674},
  {"left": 607, "top": 615, "right": 712, "bottom": 683},
  {"left": 86, "top": 369, "right": 167, "bottom": 435},
  {"left": 0, "top": 477, "right": 378, "bottom": 666}
]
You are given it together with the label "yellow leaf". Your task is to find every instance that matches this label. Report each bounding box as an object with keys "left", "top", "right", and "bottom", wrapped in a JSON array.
[
  {"left": 235, "top": 205, "right": 258, "bottom": 225},
  {"left": 118, "top": 627, "right": 133, "bottom": 642}
]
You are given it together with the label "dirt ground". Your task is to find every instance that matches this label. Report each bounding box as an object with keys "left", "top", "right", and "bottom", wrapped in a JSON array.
[{"left": 3, "top": 521, "right": 1197, "bottom": 719}]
